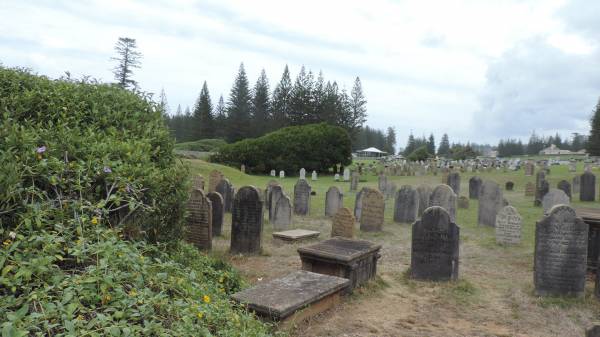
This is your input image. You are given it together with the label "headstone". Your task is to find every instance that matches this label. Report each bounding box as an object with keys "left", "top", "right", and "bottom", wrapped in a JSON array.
[
  {"left": 469, "top": 176, "right": 482, "bottom": 199},
  {"left": 311, "top": 170, "right": 317, "bottom": 181},
  {"left": 207, "top": 192, "right": 224, "bottom": 236},
  {"left": 495, "top": 205, "right": 522, "bottom": 244},
  {"left": 525, "top": 182, "right": 535, "bottom": 197},
  {"left": 334, "top": 173, "right": 340, "bottom": 181},
  {"left": 478, "top": 181, "right": 503, "bottom": 227},
  {"left": 216, "top": 178, "right": 234, "bottom": 213},
  {"left": 410, "top": 206, "right": 459, "bottom": 281},
  {"left": 505, "top": 181, "right": 514, "bottom": 191},
  {"left": 572, "top": 175, "right": 581, "bottom": 195},
  {"left": 354, "top": 187, "right": 367, "bottom": 220},
  {"left": 270, "top": 169, "right": 276, "bottom": 177},
  {"left": 208, "top": 170, "right": 223, "bottom": 192},
  {"left": 359, "top": 188, "right": 385, "bottom": 232},
  {"left": 587, "top": 326, "right": 600, "bottom": 337},
  {"left": 525, "top": 162, "right": 534, "bottom": 176},
  {"left": 293, "top": 179, "right": 311, "bottom": 216},
  {"left": 350, "top": 171, "right": 359, "bottom": 191},
  {"left": 416, "top": 185, "right": 432, "bottom": 217},
  {"left": 268, "top": 185, "right": 284, "bottom": 221},
  {"left": 272, "top": 194, "right": 292, "bottom": 230},
  {"left": 557, "top": 180, "right": 572, "bottom": 200},
  {"left": 457, "top": 196, "right": 469, "bottom": 209},
  {"left": 192, "top": 175, "right": 205, "bottom": 191},
  {"left": 331, "top": 207, "right": 355, "bottom": 238},
  {"left": 534, "top": 205, "right": 587, "bottom": 297},
  {"left": 569, "top": 161, "right": 577, "bottom": 173},
  {"left": 542, "top": 189, "right": 570, "bottom": 215},
  {"left": 279, "top": 170, "right": 285, "bottom": 179},
  {"left": 343, "top": 168, "right": 350, "bottom": 181},
  {"left": 378, "top": 173, "right": 387, "bottom": 193},
  {"left": 186, "top": 189, "right": 212, "bottom": 250},
  {"left": 265, "top": 180, "right": 278, "bottom": 212},
  {"left": 240, "top": 164, "right": 246, "bottom": 173},
  {"left": 299, "top": 168, "right": 306, "bottom": 180},
  {"left": 580, "top": 171, "right": 596, "bottom": 202},
  {"left": 230, "top": 186, "right": 264, "bottom": 254},
  {"left": 429, "top": 184, "right": 457, "bottom": 222},
  {"left": 393, "top": 185, "right": 419, "bottom": 223},
  {"left": 534, "top": 171, "right": 547, "bottom": 207},
  {"left": 325, "top": 186, "right": 344, "bottom": 217},
  {"left": 446, "top": 172, "right": 461, "bottom": 195}
]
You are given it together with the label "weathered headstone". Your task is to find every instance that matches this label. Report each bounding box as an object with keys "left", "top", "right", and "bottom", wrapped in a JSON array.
[
  {"left": 192, "top": 175, "right": 205, "bottom": 191},
  {"left": 416, "top": 184, "right": 432, "bottom": 217},
  {"left": 325, "top": 186, "right": 343, "bottom": 217},
  {"left": 350, "top": 171, "right": 359, "bottom": 191},
  {"left": 378, "top": 173, "right": 387, "bottom": 193},
  {"left": 265, "top": 180, "right": 278, "bottom": 211},
  {"left": 208, "top": 170, "right": 223, "bottom": 192},
  {"left": 393, "top": 185, "right": 419, "bottom": 223},
  {"left": 457, "top": 196, "right": 469, "bottom": 209},
  {"left": 299, "top": 168, "right": 306, "bottom": 180},
  {"left": 542, "top": 189, "right": 570, "bottom": 215},
  {"left": 557, "top": 180, "right": 572, "bottom": 200},
  {"left": 343, "top": 168, "right": 350, "bottom": 181},
  {"left": 525, "top": 162, "right": 534, "bottom": 176},
  {"left": 572, "top": 175, "right": 581, "bottom": 195},
  {"left": 216, "top": 178, "right": 234, "bottom": 213},
  {"left": 505, "top": 181, "right": 514, "bottom": 191},
  {"left": 186, "top": 189, "right": 212, "bottom": 250},
  {"left": 525, "top": 182, "right": 535, "bottom": 197},
  {"left": 580, "top": 171, "right": 596, "bottom": 202},
  {"left": 429, "top": 184, "right": 457, "bottom": 222},
  {"left": 534, "top": 171, "right": 547, "bottom": 207},
  {"left": 268, "top": 185, "right": 284, "bottom": 221},
  {"left": 447, "top": 172, "right": 461, "bottom": 196},
  {"left": 270, "top": 169, "right": 276, "bottom": 177},
  {"left": 240, "top": 164, "right": 246, "bottom": 173},
  {"left": 411, "top": 206, "right": 459, "bottom": 281},
  {"left": 331, "top": 207, "right": 355, "bottom": 238},
  {"left": 311, "top": 170, "right": 317, "bottom": 181},
  {"left": 495, "top": 205, "right": 522, "bottom": 244},
  {"left": 293, "top": 179, "right": 311, "bottom": 216},
  {"left": 354, "top": 187, "right": 367, "bottom": 220},
  {"left": 534, "top": 205, "right": 587, "bottom": 297},
  {"left": 272, "top": 194, "right": 292, "bottom": 230},
  {"left": 469, "top": 176, "right": 482, "bottom": 199},
  {"left": 478, "top": 181, "right": 503, "bottom": 227},
  {"left": 207, "top": 191, "right": 224, "bottom": 237},
  {"left": 334, "top": 173, "right": 340, "bottom": 181},
  {"left": 359, "top": 188, "right": 385, "bottom": 232},
  {"left": 279, "top": 170, "right": 285, "bottom": 179},
  {"left": 230, "top": 186, "right": 264, "bottom": 254}
]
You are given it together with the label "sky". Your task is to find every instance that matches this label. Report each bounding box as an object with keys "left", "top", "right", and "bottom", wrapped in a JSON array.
[{"left": 1, "top": 0, "right": 599, "bottom": 148}]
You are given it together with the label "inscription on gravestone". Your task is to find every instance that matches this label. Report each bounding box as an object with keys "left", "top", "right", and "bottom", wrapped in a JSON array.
[
  {"left": 331, "top": 207, "right": 355, "bottom": 238},
  {"left": 359, "top": 188, "right": 385, "bottom": 232},
  {"left": 230, "top": 186, "right": 264, "bottom": 255},
  {"left": 192, "top": 175, "right": 205, "bottom": 191},
  {"left": 495, "top": 205, "right": 522, "bottom": 245},
  {"left": 293, "top": 179, "right": 311, "bottom": 216},
  {"left": 186, "top": 189, "right": 212, "bottom": 250},
  {"left": 393, "top": 185, "right": 419, "bottom": 223}
]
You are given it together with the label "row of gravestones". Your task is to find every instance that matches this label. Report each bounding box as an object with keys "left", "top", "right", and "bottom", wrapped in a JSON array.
[{"left": 267, "top": 168, "right": 352, "bottom": 182}]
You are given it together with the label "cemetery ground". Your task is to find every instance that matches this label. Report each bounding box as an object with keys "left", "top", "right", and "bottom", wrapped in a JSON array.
[{"left": 188, "top": 159, "right": 600, "bottom": 337}]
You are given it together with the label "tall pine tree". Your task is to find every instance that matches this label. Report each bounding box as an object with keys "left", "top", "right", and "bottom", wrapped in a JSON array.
[
  {"left": 347, "top": 77, "right": 367, "bottom": 139},
  {"left": 384, "top": 127, "right": 397, "bottom": 154},
  {"left": 438, "top": 133, "right": 450, "bottom": 157},
  {"left": 193, "top": 81, "right": 214, "bottom": 139},
  {"left": 225, "top": 63, "right": 252, "bottom": 143},
  {"left": 289, "top": 66, "right": 314, "bottom": 125},
  {"left": 214, "top": 95, "right": 227, "bottom": 140},
  {"left": 403, "top": 133, "right": 416, "bottom": 156},
  {"left": 587, "top": 98, "right": 600, "bottom": 156},
  {"left": 271, "top": 65, "right": 292, "bottom": 130},
  {"left": 427, "top": 133, "right": 436, "bottom": 155},
  {"left": 251, "top": 69, "right": 271, "bottom": 137}
]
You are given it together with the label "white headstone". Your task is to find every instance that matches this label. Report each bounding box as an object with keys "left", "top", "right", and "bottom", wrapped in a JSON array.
[
  {"left": 311, "top": 170, "right": 317, "bottom": 181},
  {"left": 343, "top": 168, "right": 350, "bottom": 181},
  {"left": 299, "top": 168, "right": 306, "bottom": 180},
  {"left": 279, "top": 170, "right": 285, "bottom": 178}
]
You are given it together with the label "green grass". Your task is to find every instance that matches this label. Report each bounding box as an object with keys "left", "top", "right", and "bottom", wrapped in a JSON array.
[{"left": 174, "top": 138, "right": 227, "bottom": 152}]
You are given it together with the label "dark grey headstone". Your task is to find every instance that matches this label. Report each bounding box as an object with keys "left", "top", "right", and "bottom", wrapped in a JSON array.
[
  {"left": 430, "top": 184, "right": 457, "bottom": 222},
  {"left": 505, "top": 181, "right": 514, "bottom": 191},
  {"left": 580, "top": 171, "right": 596, "bottom": 202},
  {"left": 478, "top": 181, "right": 503, "bottom": 227},
  {"left": 447, "top": 172, "right": 461, "bottom": 195},
  {"left": 207, "top": 191, "right": 224, "bottom": 236},
  {"left": 572, "top": 175, "right": 581, "bottom": 195},
  {"left": 325, "top": 186, "right": 344, "bottom": 217},
  {"left": 557, "top": 180, "right": 572, "bottom": 200},
  {"left": 394, "top": 185, "right": 419, "bottom": 223},
  {"left": 293, "top": 179, "right": 311, "bottom": 216},
  {"left": 230, "top": 186, "right": 264, "bottom": 255},
  {"left": 587, "top": 326, "right": 600, "bottom": 337},
  {"left": 534, "top": 205, "right": 587, "bottom": 297},
  {"left": 542, "top": 189, "right": 570, "bottom": 215},
  {"left": 354, "top": 187, "right": 367, "bottom": 220},
  {"left": 416, "top": 185, "right": 432, "bottom": 217},
  {"left": 268, "top": 185, "right": 284, "bottom": 221},
  {"left": 411, "top": 206, "right": 459, "bottom": 281},
  {"left": 534, "top": 171, "right": 547, "bottom": 207},
  {"left": 359, "top": 188, "right": 385, "bottom": 232},
  {"left": 186, "top": 189, "right": 212, "bottom": 250},
  {"left": 216, "top": 178, "right": 234, "bottom": 213},
  {"left": 272, "top": 194, "right": 292, "bottom": 230},
  {"left": 469, "top": 176, "right": 482, "bottom": 199}
]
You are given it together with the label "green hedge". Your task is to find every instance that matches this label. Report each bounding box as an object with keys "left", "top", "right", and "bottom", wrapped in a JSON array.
[
  {"left": 211, "top": 123, "right": 352, "bottom": 173},
  {"left": 174, "top": 139, "right": 227, "bottom": 152}
]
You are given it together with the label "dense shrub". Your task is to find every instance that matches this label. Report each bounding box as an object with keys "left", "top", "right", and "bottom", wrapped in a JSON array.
[
  {"left": 407, "top": 146, "right": 431, "bottom": 162},
  {"left": 211, "top": 123, "right": 352, "bottom": 173},
  {"left": 174, "top": 138, "right": 227, "bottom": 152}
]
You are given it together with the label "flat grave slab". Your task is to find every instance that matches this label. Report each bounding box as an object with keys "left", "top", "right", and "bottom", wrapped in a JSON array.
[
  {"left": 272, "top": 229, "right": 320, "bottom": 242},
  {"left": 231, "top": 270, "right": 349, "bottom": 324},
  {"left": 297, "top": 237, "right": 381, "bottom": 290}
]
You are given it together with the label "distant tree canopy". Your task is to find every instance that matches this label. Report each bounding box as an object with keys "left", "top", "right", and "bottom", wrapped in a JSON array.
[
  {"left": 496, "top": 131, "right": 588, "bottom": 157},
  {"left": 407, "top": 145, "right": 431, "bottom": 161},
  {"left": 165, "top": 63, "right": 367, "bottom": 146},
  {"left": 211, "top": 123, "right": 352, "bottom": 173}
]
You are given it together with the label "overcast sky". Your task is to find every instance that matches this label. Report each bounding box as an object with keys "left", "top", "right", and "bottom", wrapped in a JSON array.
[{"left": 2, "top": 0, "right": 599, "bottom": 147}]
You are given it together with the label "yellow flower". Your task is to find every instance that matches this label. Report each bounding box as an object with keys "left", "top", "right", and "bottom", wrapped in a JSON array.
[
  {"left": 203, "top": 295, "right": 211, "bottom": 304},
  {"left": 36, "top": 154, "right": 42, "bottom": 160},
  {"left": 129, "top": 289, "right": 137, "bottom": 296},
  {"left": 91, "top": 217, "right": 98, "bottom": 225},
  {"left": 197, "top": 312, "right": 204, "bottom": 319},
  {"left": 3, "top": 240, "right": 11, "bottom": 246},
  {"left": 76, "top": 314, "right": 84, "bottom": 320}
]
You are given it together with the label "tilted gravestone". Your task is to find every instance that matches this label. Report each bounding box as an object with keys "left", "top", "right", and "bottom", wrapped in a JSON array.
[
  {"left": 299, "top": 168, "right": 306, "bottom": 180},
  {"left": 478, "top": 181, "right": 503, "bottom": 227},
  {"left": 525, "top": 182, "right": 535, "bottom": 197},
  {"left": 350, "top": 171, "right": 359, "bottom": 191},
  {"left": 542, "top": 189, "right": 570, "bottom": 215},
  {"left": 534, "top": 205, "right": 587, "bottom": 297},
  {"left": 469, "top": 176, "right": 482, "bottom": 199},
  {"left": 505, "top": 181, "right": 514, "bottom": 191},
  {"left": 495, "top": 205, "right": 522, "bottom": 245},
  {"left": 293, "top": 179, "right": 311, "bottom": 216},
  {"left": 534, "top": 171, "right": 547, "bottom": 207},
  {"left": 207, "top": 191, "right": 224, "bottom": 237},
  {"left": 572, "top": 175, "right": 581, "bottom": 195},
  {"left": 411, "top": 206, "right": 459, "bottom": 281},
  {"left": 186, "top": 189, "right": 212, "bottom": 250},
  {"left": 230, "top": 186, "right": 264, "bottom": 254},
  {"left": 457, "top": 196, "right": 469, "bottom": 209},
  {"left": 208, "top": 170, "right": 223, "bottom": 192},
  {"left": 580, "top": 171, "right": 596, "bottom": 202},
  {"left": 272, "top": 194, "right": 292, "bottom": 230},
  {"left": 359, "top": 188, "right": 385, "bottom": 232},
  {"left": 331, "top": 207, "right": 355, "bottom": 238},
  {"left": 429, "top": 184, "right": 457, "bottom": 222},
  {"left": 325, "top": 186, "right": 344, "bottom": 217},
  {"left": 557, "top": 180, "right": 572, "bottom": 200},
  {"left": 216, "top": 178, "right": 234, "bottom": 213},
  {"left": 268, "top": 185, "right": 284, "bottom": 221},
  {"left": 416, "top": 184, "right": 432, "bottom": 217},
  {"left": 343, "top": 168, "right": 350, "bottom": 181},
  {"left": 192, "top": 175, "right": 205, "bottom": 191},
  {"left": 393, "top": 185, "right": 419, "bottom": 223},
  {"left": 446, "top": 172, "right": 461, "bottom": 196}
]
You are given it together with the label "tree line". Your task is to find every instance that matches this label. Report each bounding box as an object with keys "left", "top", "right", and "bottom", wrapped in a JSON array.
[
  {"left": 496, "top": 132, "right": 588, "bottom": 157},
  {"left": 164, "top": 63, "right": 368, "bottom": 144}
]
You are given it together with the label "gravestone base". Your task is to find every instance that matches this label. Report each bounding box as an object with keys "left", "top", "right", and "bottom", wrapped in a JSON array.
[{"left": 272, "top": 229, "right": 320, "bottom": 243}]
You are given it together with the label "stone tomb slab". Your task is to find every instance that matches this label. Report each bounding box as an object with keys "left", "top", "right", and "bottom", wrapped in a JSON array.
[
  {"left": 298, "top": 237, "right": 381, "bottom": 290},
  {"left": 272, "top": 229, "right": 320, "bottom": 243},
  {"left": 231, "top": 270, "right": 349, "bottom": 324}
]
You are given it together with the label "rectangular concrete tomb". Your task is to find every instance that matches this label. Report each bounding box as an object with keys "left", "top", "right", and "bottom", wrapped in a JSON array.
[
  {"left": 297, "top": 237, "right": 382, "bottom": 290},
  {"left": 272, "top": 229, "right": 320, "bottom": 242},
  {"left": 231, "top": 270, "right": 349, "bottom": 323}
]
